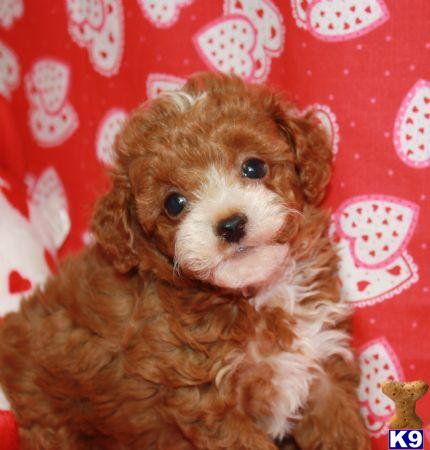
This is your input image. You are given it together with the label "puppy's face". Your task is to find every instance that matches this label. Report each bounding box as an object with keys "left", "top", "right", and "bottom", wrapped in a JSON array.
[{"left": 92, "top": 73, "right": 332, "bottom": 292}]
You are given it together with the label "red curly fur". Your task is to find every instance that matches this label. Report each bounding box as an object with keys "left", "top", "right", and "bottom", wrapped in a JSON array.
[{"left": 0, "top": 73, "right": 369, "bottom": 450}]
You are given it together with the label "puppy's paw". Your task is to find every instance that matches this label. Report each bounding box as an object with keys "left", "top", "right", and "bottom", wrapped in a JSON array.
[{"left": 297, "top": 407, "right": 370, "bottom": 450}]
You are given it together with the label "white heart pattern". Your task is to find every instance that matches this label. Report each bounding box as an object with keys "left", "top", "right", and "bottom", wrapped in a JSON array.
[
  {"left": 290, "top": 0, "right": 309, "bottom": 30},
  {"left": 96, "top": 108, "right": 128, "bottom": 165},
  {"left": 224, "top": 0, "right": 285, "bottom": 82},
  {"left": 0, "top": 176, "right": 59, "bottom": 315},
  {"left": 307, "top": 0, "right": 389, "bottom": 41},
  {"left": 28, "top": 167, "right": 71, "bottom": 252},
  {"left": 0, "top": 40, "right": 20, "bottom": 100},
  {"left": 0, "top": 0, "right": 23, "bottom": 29},
  {"left": 146, "top": 73, "right": 186, "bottom": 99},
  {"left": 394, "top": 79, "right": 430, "bottom": 169},
  {"left": 357, "top": 338, "right": 403, "bottom": 438},
  {"left": 66, "top": 0, "right": 124, "bottom": 77},
  {"left": 194, "top": 0, "right": 285, "bottom": 83},
  {"left": 138, "top": 0, "right": 194, "bottom": 28},
  {"left": 334, "top": 195, "right": 419, "bottom": 269},
  {"left": 304, "top": 103, "right": 339, "bottom": 158},
  {"left": 25, "top": 59, "right": 78, "bottom": 147},
  {"left": 335, "top": 236, "right": 418, "bottom": 307},
  {"left": 194, "top": 15, "right": 257, "bottom": 81},
  {"left": 28, "top": 59, "right": 70, "bottom": 114}
]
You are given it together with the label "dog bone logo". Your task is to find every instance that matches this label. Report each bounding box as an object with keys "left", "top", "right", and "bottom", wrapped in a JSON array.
[
  {"left": 382, "top": 380, "right": 429, "bottom": 429},
  {"left": 394, "top": 79, "right": 430, "bottom": 169},
  {"left": 296, "top": 0, "right": 389, "bottom": 41},
  {"left": 138, "top": 0, "right": 194, "bottom": 28},
  {"left": 66, "top": 0, "right": 124, "bottom": 77},
  {"left": 0, "top": 40, "right": 20, "bottom": 100}
]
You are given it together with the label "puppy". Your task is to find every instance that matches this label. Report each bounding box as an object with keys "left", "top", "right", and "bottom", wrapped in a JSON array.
[{"left": 0, "top": 73, "right": 370, "bottom": 450}]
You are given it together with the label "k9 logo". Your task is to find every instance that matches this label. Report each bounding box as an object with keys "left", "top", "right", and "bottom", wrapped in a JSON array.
[{"left": 389, "top": 430, "right": 424, "bottom": 449}]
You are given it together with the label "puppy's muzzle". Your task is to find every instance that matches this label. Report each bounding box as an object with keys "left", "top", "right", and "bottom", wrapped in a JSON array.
[{"left": 216, "top": 214, "right": 247, "bottom": 243}]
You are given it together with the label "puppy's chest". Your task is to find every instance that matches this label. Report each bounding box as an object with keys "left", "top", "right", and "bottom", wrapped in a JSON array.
[{"left": 226, "top": 283, "right": 351, "bottom": 439}]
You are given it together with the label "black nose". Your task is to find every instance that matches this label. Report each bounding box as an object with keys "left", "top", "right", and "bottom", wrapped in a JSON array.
[{"left": 216, "top": 214, "right": 247, "bottom": 243}]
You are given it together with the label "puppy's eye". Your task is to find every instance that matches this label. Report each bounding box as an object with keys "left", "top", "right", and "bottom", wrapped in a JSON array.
[
  {"left": 164, "top": 192, "right": 187, "bottom": 217},
  {"left": 241, "top": 158, "right": 268, "bottom": 179}
]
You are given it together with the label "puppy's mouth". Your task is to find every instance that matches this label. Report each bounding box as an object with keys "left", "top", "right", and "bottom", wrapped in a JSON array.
[{"left": 211, "top": 242, "right": 289, "bottom": 290}]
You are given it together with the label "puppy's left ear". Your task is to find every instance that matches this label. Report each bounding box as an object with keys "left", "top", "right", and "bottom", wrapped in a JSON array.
[
  {"left": 272, "top": 100, "right": 333, "bottom": 205},
  {"left": 91, "top": 175, "right": 140, "bottom": 273}
]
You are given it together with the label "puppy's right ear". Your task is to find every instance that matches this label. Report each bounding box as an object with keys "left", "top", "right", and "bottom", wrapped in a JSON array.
[{"left": 91, "top": 177, "right": 140, "bottom": 273}]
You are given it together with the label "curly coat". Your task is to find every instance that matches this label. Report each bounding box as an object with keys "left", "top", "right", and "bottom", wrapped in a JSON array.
[{"left": 0, "top": 73, "right": 369, "bottom": 450}]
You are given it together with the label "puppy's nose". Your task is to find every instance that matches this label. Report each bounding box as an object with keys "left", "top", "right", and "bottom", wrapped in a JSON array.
[{"left": 216, "top": 214, "right": 247, "bottom": 243}]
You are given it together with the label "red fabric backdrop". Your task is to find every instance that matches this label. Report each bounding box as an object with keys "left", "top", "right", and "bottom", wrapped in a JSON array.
[{"left": 0, "top": 0, "right": 429, "bottom": 448}]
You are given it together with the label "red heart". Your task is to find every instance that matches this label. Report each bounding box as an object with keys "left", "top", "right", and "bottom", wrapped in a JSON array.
[
  {"left": 328, "top": 23, "right": 334, "bottom": 30},
  {"left": 300, "top": 0, "right": 308, "bottom": 10},
  {"left": 270, "top": 26, "right": 276, "bottom": 39},
  {"left": 373, "top": 354, "right": 379, "bottom": 360},
  {"left": 387, "top": 265, "right": 401, "bottom": 276},
  {"left": 362, "top": 235, "right": 369, "bottom": 241},
  {"left": 357, "top": 280, "right": 370, "bottom": 292},
  {"left": 255, "top": 59, "right": 262, "bottom": 70},
  {"left": 256, "top": 8, "right": 264, "bottom": 18},
  {"left": 235, "top": 0, "right": 243, "bottom": 8},
  {"left": 365, "top": 5, "right": 372, "bottom": 13},
  {"left": 8, "top": 270, "right": 32, "bottom": 294},
  {"left": 425, "top": 97, "right": 430, "bottom": 104},
  {"left": 372, "top": 204, "right": 379, "bottom": 211},
  {"left": 383, "top": 363, "right": 390, "bottom": 370},
  {"left": 406, "top": 117, "right": 414, "bottom": 124}
]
